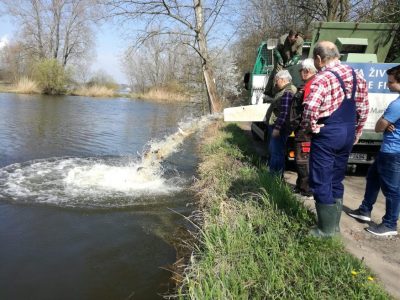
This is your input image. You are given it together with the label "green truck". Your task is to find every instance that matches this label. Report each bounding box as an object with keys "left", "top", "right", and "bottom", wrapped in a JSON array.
[{"left": 245, "top": 22, "right": 399, "bottom": 167}]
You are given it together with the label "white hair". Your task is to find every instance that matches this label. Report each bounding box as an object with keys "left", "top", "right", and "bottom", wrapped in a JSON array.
[
  {"left": 275, "top": 70, "right": 292, "bottom": 82},
  {"left": 301, "top": 58, "right": 317, "bottom": 73}
]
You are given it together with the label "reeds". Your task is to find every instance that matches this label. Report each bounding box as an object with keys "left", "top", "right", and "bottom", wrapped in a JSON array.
[
  {"left": 73, "top": 85, "right": 115, "bottom": 97},
  {"left": 12, "top": 77, "right": 41, "bottom": 94},
  {"left": 134, "top": 87, "right": 188, "bottom": 102}
]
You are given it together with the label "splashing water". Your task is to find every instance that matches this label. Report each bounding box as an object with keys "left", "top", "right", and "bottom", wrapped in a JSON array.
[{"left": 0, "top": 114, "right": 219, "bottom": 208}]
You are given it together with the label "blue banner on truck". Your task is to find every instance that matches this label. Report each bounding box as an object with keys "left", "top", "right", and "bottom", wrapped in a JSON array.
[{"left": 346, "top": 63, "right": 399, "bottom": 94}]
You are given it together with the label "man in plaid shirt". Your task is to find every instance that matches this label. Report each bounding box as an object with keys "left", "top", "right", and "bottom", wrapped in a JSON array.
[{"left": 301, "top": 41, "right": 369, "bottom": 237}]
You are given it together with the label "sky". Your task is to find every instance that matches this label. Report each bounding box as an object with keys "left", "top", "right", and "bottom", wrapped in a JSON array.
[{"left": 0, "top": 15, "right": 127, "bottom": 84}]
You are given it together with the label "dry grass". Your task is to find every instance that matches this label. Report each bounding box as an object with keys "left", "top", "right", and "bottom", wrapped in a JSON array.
[
  {"left": 134, "top": 87, "right": 189, "bottom": 102},
  {"left": 12, "top": 78, "right": 41, "bottom": 94},
  {"left": 73, "top": 85, "right": 115, "bottom": 97}
]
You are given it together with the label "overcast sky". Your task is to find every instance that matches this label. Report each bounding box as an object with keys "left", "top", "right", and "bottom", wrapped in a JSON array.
[{"left": 0, "top": 15, "right": 127, "bottom": 84}]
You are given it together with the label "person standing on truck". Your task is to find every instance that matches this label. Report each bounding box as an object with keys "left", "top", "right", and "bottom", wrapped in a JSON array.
[
  {"left": 301, "top": 41, "right": 369, "bottom": 237},
  {"left": 347, "top": 64, "right": 400, "bottom": 236},
  {"left": 264, "top": 30, "right": 304, "bottom": 97},
  {"left": 264, "top": 70, "right": 297, "bottom": 177},
  {"left": 289, "top": 58, "right": 317, "bottom": 197}
]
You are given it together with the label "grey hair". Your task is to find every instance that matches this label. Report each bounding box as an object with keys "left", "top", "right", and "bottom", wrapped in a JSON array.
[
  {"left": 275, "top": 70, "right": 292, "bottom": 82},
  {"left": 301, "top": 58, "right": 317, "bottom": 73},
  {"left": 313, "top": 41, "right": 340, "bottom": 61}
]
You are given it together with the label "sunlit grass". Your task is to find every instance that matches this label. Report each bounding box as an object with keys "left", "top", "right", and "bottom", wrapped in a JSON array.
[
  {"left": 177, "top": 120, "right": 390, "bottom": 299},
  {"left": 73, "top": 85, "right": 115, "bottom": 97},
  {"left": 12, "top": 77, "right": 41, "bottom": 94}
]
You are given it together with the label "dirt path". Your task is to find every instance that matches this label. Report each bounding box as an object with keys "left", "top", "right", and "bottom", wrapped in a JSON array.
[
  {"left": 240, "top": 123, "right": 400, "bottom": 299},
  {"left": 285, "top": 171, "right": 400, "bottom": 299}
]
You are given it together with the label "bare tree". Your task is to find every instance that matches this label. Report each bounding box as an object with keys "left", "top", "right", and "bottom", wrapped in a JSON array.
[
  {"left": 104, "top": 0, "right": 234, "bottom": 113},
  {"left": 0, "top": 41, "right": 32, "bottom": 81},
  {"left": 352, "top": 0, "right": 400, "bottom": 62},
  {"left": 2, "top": 0, "right": 98, "bottom": 67},
  {"left": 296, "top": 0, "right": 370, "bottom": 22},
  {"left": 121, "top": 37, "right": 202, "bottom": 95}
]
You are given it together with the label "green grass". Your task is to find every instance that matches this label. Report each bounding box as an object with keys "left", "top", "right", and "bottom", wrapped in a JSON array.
[{"left": 178, "top": 121, "right": 390, "bottom": 299}]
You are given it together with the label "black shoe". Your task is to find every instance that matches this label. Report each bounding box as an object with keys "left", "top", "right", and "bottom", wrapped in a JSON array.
[
  {"left": 347, "top": 208, "right": 371, "bottom": 222},
  {"left": 366, "top": 223, "right": 398, "bottom": 236}
]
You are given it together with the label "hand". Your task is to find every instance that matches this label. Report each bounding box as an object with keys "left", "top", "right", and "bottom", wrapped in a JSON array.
[
  {"left": 386, "top": 123, "right": 395, "bottom": 132},
  {"left": 315, "top": 124, "right": 325, "bottom": 133},
  {"left": 354, "top": 136, "right": 360, "bottom": 145},
  {"left": 263, "top": 94, "right": 273, "bottom": 103},
  {"left": 272, "top": 128, "right": 280, "bottom": 138},
  {"left": 285, "top": 59, "right": 293, "bottom": 67}
]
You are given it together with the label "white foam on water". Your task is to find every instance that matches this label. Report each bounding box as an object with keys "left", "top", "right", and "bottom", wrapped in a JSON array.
[
  {"left": 0, "top": 114, "right": 219, "bottom": 208},
  {"left": 64, "top": 162, "right": 170, "bottom": 193}
]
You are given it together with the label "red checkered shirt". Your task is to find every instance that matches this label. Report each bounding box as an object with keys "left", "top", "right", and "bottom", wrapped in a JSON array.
[{"left": 301, "top": 60, "right": 369, "bottom": 138}]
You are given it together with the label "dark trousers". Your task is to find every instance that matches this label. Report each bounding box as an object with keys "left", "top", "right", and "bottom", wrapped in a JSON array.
[
  {"left": 359, "top": 152, "right": 400, "bottom": 230},
  {"left": 267, "top": 125, "right": 288, "bottom": 177},
  {"left": 309, "top": 124, "right": 354, "bottom": 204},
  {"left": 294, "top": 140, "right": 310, "bottom": 193}
]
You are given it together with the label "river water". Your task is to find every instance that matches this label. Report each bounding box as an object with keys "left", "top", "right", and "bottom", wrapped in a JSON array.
[{"left": 0, "top": 93, "right": 207, "bottom": 299}]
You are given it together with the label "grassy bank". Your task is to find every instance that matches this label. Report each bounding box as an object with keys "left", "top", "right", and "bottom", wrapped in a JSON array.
[{"left": 178, "top": 121, "right": 390, "bottom": 299}]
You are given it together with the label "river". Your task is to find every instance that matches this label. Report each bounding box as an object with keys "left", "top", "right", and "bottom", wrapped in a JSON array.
[{"left": 0, "top": 93, "right": 206, "bottom": 299}]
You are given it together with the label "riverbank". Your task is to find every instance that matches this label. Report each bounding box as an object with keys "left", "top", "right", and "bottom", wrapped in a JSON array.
[
  {"left": 0, "top": 81, "right": 192, "bottom": 102},
  {"left": 177, "top": 120, "right": 390, "bottom": 299},
  {"left": 133, "top": 88, "right": 190, "bottom": 102}
]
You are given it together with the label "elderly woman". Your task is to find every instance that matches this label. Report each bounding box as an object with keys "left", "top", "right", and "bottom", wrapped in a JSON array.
[{"left": 290, "top": 58, "right": 317, "bottom": 197}]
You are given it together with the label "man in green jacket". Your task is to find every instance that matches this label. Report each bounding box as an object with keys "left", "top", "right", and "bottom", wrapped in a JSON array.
[{"left": 264, "top": 30, "right": 304, "bottom": 97}]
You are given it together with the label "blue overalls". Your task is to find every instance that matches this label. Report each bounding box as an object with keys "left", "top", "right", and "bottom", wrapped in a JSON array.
[{"left": 309, "top": 69, "right": 357, "bottom": 204}]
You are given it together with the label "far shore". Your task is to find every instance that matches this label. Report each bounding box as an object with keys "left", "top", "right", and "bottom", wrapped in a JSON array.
[{"left": 0, "top": 81, "right": 192, "bottom": 102}]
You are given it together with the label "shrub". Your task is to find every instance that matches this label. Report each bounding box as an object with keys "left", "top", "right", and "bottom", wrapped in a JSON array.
[
  {"left": 87, "top": 71, "right": 118, "bottom": 90},
  {"left": 32, "top": 59, "right": 69, "bottom": 95}
]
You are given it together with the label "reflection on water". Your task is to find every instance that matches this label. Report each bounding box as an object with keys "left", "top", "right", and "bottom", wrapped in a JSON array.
[{"left": 0, "top": 93, "right": 209, "bottom": 299}]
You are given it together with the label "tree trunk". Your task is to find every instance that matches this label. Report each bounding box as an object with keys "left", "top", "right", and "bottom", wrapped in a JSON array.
[
  {"left": 202, "top": 64, "right": 222, "bottom": 113},
  {"left": 32, "top": 0, "right": 46, "bottom": 58},
  {"left": 194, "top": 0, "right": 222, "bottom": 113}
]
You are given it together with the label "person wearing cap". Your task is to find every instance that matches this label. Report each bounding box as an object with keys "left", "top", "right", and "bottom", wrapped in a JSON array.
[
  {"left": 264, "top": 30, "right": 304, "bottom": 97},
  {"left": 301, "top": 41, "right": 369, "bottom": 237}
]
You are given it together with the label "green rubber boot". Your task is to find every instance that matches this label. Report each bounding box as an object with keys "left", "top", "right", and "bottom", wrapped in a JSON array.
[
  {"left": 334, "top": 198, "right": 343, "bottom": 233},
  {"left": 309, "top": 202, "right": 337, "bottom": 237}
]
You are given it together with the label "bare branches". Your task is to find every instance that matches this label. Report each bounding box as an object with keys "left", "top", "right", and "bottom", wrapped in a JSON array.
[
  {"left": 104, "top": 0, "right": 195, "bottom": 31},
  {"left": 105, "top": 0, "right": 228, "bottom": 112},
  {"left": 2, "top": 0, "right": 97, "bottom": 66}
]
